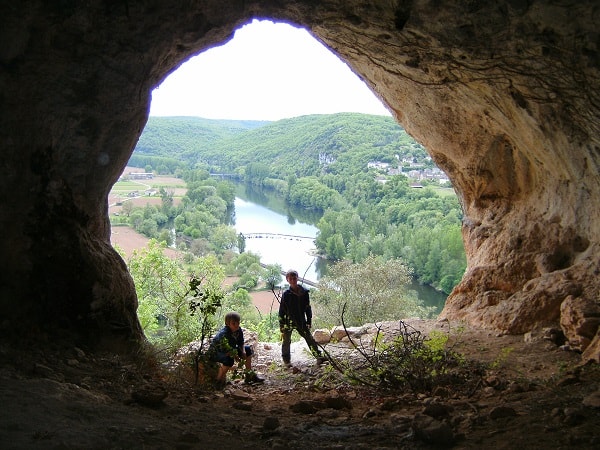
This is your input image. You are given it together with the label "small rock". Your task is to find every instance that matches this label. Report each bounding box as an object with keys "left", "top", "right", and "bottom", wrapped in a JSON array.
[
  {"left": 233, "top": 401, "right": 253, "bottom": 411},
  {"left": 380, "top": 399, "right": 401, "bottom": 411},
  {"left": 489, "top": 406, "right": 518, "bottom": 419},
  {"left": 507, "top": 381, "right": 529, "bottom": 393},
  {"left": 432, "top": 386, "right": 451, "bottom": 398},
  {"left": 313, "top": 329, "right": 331, "bottom": 344},
  {"left": 290, "top": 401, "right": 318, "bottom": 414},
  {"left": 363, "top": 408, "right": 378, "bottom": 419},
  {"left": 324, "top": 395, "right": 352, "bottom": 410},
  {"left": 556, "top": 374, "right": 579, "bottom": 387},
  {"left": 412, "top": 413, "right": 455, "bottom": 446},
  {"left": 484, "top": 375, "right": 502, "bottom": 388},
  {"left": 34, "top": 363, "right": 54, "bottom": 377},
  {"left": 230, "top": 390, "right": 252, "bottom": 401},
  {"left": 563, "top": 407, "right": 585, "bottom": 425},
  {"left": 542, "top": 327, "right": 566, "bottom": 346},
  {"left": 423, "top": 403, "right": 452, "bottom": 419},
  {"left": 482, "top": 386, "right": 496, "bottom": 397},
  {"left": 263, "top": 416, "right": 280, "bottom": 431},
  {"left": 131, "top": 386, "right": 168, "bottom": 407},
  {"left": 582, "top": 390, "right": 600, "bottom": 408}
]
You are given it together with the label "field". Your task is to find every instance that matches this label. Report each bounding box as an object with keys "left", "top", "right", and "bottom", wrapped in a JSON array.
[
  {"left": 430, "top": 185, "right": 458, "bottom": 197},
  {"left": 108, "top": 166, "right": 186, "bottom": 215}
]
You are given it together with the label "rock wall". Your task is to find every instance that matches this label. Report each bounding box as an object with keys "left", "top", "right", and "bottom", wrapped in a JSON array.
[{"left": 0, "top": 1, "right": 598, "bottom": 358}]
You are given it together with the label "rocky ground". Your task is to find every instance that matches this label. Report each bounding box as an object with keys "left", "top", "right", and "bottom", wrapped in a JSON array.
[{"left": 0, "top": 320, "right": 599, "bottom": 449}]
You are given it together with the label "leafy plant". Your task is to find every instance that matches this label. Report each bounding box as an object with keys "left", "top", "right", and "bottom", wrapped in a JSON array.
[
  {"left": 326, "top": 310, "right": 481, "bottom": 394},
  {"left": 491, "top": 346, "right": 514, "bottom": 369},
  {"left": 127, "top": 240, "right": 225, "bottom": 360}
]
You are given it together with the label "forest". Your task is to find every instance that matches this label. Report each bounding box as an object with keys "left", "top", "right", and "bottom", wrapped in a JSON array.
[{"left": 125, "top": 113, "right": 466, "bottom": 294}]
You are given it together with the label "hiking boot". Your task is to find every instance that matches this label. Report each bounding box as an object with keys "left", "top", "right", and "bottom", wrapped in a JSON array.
[
  {"left": 214, "top": 379, "right": 229, "bottom": 390},
  {"left": 244, "top": 371, "right": 265, "bottom": 384}
]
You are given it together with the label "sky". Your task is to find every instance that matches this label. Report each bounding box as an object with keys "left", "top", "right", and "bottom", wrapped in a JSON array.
[{"left": 149, "top": 20, "right": 391, "bottom": 121}]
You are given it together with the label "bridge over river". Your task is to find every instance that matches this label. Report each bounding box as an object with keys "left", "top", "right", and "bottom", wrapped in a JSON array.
[
  {"left": 257, "top": 262, "right": 319, "bottom": 288},
  {"left": 243, "top": 232, "right": 315, "bottom": 241}
]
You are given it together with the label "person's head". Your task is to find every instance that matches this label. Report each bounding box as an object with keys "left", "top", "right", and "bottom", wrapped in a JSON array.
[
  {"left": 224, "top": 311, "right": 241, "bottom": 331},
  {"left": 286, "top": 269, "right": 299, "bottom": 284}
]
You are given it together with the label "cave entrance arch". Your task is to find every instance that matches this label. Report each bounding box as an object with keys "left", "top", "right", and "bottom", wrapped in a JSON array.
[{"left": 1, "top": 2, "right": 598, "bottom": 359}]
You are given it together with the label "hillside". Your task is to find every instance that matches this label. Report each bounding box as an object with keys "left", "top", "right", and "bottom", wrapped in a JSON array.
[
  {"left": 131, "top": 113, "right": 430, "bottom": 177},
  {"left": 134, "top": 116, "right": 270, "bottom": 156}
]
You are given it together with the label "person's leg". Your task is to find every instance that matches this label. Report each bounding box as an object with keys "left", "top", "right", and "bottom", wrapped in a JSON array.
[
  {"left": 242, "top": 346, "right": 264, "bottom": 383},
  {"left": 214, "top": 352, "right": 235, "bottom": 382},
  {"left": 243, "top": 345, "right": 253, "bottom": 370},
  {"left": 281, "top": 328, "right": 292, "bottom": 364},
  {"left": 297, "top": 327, "right": 323, "bottom": 359},
  {"left": 216, "top": 364, "right": 231, "bottom": 382}
]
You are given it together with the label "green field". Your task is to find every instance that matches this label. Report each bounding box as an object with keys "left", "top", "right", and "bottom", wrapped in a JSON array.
[
  {"left": 111, "top": 180, "right": 148, "bottom": 193},
  {"left": 430, "top": 186, "right": 457, "bottom": 198}
]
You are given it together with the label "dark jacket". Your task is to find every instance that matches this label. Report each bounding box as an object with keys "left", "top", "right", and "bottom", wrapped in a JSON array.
[
  {"left": 279, "top": 285, "right": 312, "bottom": 330},
  {"left": 209, "top": 325, "right": 244, "bottom": 357}
]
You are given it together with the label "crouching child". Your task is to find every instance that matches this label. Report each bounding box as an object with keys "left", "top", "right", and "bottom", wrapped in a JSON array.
[{"left": 208, "top": 311, "right": 264, "bottom": 387}]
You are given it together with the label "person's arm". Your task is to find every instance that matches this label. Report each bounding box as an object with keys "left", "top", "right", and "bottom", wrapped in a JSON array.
[
  {"left": 279, "top": 292, "right": 288, "bottom": 330},
  {"left": 238, "top": 329, "right": 246, "bottom": 359},
  {"left": 305, "top": 289, "right": 313, "bottom": 328},
  {"left": 212, "top": 328, "right": 224, "bottom": 351}
]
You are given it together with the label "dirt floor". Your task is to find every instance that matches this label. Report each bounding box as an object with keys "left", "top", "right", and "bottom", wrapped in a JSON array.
[
  {"left": 0, "top": 320, "right": 598, "bottom": 449},
  {"left": 4, "top": 227, "right": 594, "bottom": 448}
]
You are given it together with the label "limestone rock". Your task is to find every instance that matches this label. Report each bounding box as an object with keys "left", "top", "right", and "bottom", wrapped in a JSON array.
[
  {"left": 560, "top": 296, "right": 600, "bottom": 352},
  {"left": 0, "top": 1, "right": 598, "bottom": 358}
]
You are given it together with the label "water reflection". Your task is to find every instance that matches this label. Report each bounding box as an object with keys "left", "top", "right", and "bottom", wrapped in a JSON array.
[{"left": 232, "top": 195, "right": 324, "bottom": 281}]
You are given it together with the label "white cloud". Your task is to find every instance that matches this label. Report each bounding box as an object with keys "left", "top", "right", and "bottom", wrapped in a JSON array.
[{"left": 149, "top": 20, "right": 391, "bottom": 121}]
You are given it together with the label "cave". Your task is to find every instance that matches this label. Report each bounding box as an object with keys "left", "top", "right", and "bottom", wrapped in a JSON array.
[{"left": 0, "top": 1, "right": 598, "bottom": 360}]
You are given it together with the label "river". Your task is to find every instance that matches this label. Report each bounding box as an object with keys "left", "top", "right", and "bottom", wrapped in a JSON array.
[{"left": 230, "top": 183, "right": 447, "bottom": 315}]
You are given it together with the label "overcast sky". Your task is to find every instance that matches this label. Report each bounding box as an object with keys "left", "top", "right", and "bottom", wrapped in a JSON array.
[{"left": 149, "top": 20, "right": 391, "bottom": 121}]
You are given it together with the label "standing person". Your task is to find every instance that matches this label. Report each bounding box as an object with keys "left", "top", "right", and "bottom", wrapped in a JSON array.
[
  {"left": 209, "top": 311, "right": 264, "bottom": 387},
  {"left": 279, "top": 269, "right": 326, "bottom": 366}
]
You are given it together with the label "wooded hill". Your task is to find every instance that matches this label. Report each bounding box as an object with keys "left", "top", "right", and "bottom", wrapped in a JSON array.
[{"left": 130, "top": 113, "right": 430, "bottom": 177}]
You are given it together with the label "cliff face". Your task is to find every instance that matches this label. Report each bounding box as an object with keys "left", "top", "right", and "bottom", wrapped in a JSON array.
[{"left": 0, "top": 1, "right": 598, "bottom": 358}]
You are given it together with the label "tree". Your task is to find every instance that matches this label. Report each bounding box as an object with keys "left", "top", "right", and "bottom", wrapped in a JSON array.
[
  {"left": 312, "top": 255, "right": 434, "bottom": 327},
  {"left": 159, "top": 187, "right": 174, "bottom": 215},
  {"left": 223, "top": 288, "right": 252, "bottom": 316},
  {"left": 127, "top": 240, "right": 225, "bottom": 355},
  {"left": 263, "top": 264, "right": 283, "bottom": 290},
  {"left": 226, "top": 252, "right": 261, "bottom": 276},
  {"left": 326, "top": 234, "right": 346, "bottom": 261},
  {"left": 121, "top": 200, "right": 133, "bottom": 216},
  {"left": 210, "top": 224, "right": 238, "bottom": 254}
]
